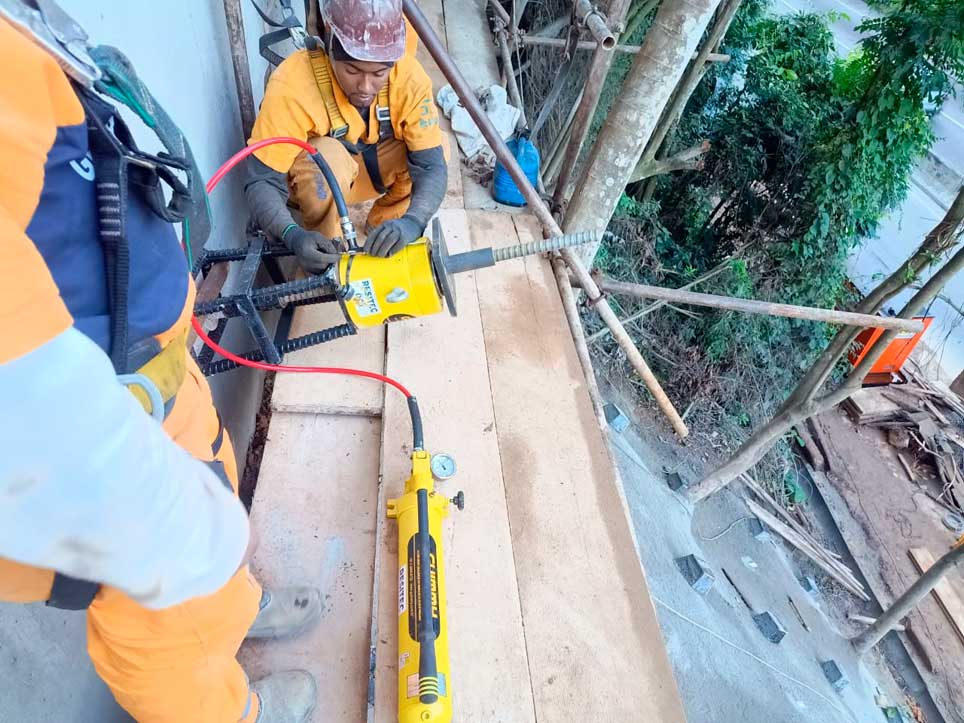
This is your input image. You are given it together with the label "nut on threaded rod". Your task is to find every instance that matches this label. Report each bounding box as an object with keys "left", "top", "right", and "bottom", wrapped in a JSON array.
[{"left": 444, "top": 230, "right": 600, "bottom": 274}]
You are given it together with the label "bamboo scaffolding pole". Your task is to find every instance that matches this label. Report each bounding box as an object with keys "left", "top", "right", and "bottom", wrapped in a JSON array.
[
  {"left": 551, "top": 255, "right": 606, "bottom": 422},
  {"left": 588, "top": 262, "right": 731, "bottom": 343},
  {"left": 745, "top": 498, "right": 871, "bottom": 601},
  {"left": 852, "top": 542, "right": 964, "bottom": 655},
  {"left": 495, "top": 24, "right": 528, "bottom": 127},
  {"left": 584, "top": 275, "right": 925, "bottom": 333},
  {"left": 403, "top": 0, "right": 689, "bottom": 439},
  {"left": 549, "top": 0, "right": 635, "bottom": 213}
]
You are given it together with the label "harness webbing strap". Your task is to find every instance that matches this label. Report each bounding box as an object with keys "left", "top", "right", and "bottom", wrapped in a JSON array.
[
  {"left": 90, "top": 45, "right": 212, "bottom": 258},
  {"left": 79, "top": 93, "right": 132, "bottom": 375},
  {"left": 307, "top": 47, "right": 350, "bottom": 139},
  {"left": 47, "top": 93, "right": 137, "bottom": 612},
  {"left": 47, "top": 573, "right": 99, "bottom": 611},
  {"left": 375, "top": 83, "right": 392, "bottom": 141},
  {"left": 361, "top": 144, "right": 388, "bottom": 194},
  {"left": 307, "top": 45, "right": 393, "bottom": 144}
]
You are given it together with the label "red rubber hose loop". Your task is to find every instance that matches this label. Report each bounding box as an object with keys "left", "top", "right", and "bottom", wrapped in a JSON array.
[{"left": 190, "top": 137, "right": 414, "bottom": 400}]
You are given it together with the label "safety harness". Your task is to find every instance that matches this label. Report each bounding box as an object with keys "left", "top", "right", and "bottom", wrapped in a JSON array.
[
  {"left": 306, "top": 38, "right": 395, "bottom": 193},
  {"left": 2, "top": 0, "right": 227, "bottom": 610},
  {"left": 250, "top": 0, "right": 308, "bottom": 68}
]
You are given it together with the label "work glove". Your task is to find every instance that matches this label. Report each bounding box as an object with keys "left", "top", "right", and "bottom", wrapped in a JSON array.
[
  {"left": 284, "top": 226, "right": 341, "bottom": 274},
  {"left": 365, "top": 215, "right": 424, "bottom": 258}
]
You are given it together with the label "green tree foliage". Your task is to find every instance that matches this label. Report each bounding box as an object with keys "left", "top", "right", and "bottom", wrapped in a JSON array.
[
  {"left": 590, "top": 0, "right": 964, "bottom": 480},
  {"left": 798, "top": 0, "right": 964, "bottom": 301}
]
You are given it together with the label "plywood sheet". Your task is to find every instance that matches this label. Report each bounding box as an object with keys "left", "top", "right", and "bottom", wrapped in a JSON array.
[
  {"left": 240, "top": 412, "right": 382, "bottom": 722},
  {"left": 271, "top": 302, "right": 386, "bottom": 415},
  {"left": 471, "top": 210, "right": 687, "bottom": 721},
  {"left": 909, "top": 547, "right": 964, "bottom": 647},
  {"left": 369, "top": 208, "right": 536, "bottom": 721}
]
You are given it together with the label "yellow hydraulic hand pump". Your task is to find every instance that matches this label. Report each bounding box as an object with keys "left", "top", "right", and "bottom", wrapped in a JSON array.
[{"left": 387, "top": 448, "right": 462, "bottom": 723}]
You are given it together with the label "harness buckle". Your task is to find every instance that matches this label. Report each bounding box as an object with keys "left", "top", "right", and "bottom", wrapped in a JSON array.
[
  {"left": 330, "top": 124, "right": 349, "bottom": 139},
  {"left": 375, "top": 106, "right": 391, "bottom": 123},
  {"left": 117, "top": 373, "right": 166, "bottom": 423},
  {"left": 288, "top": 25, "right": 308, "bottom": 49}
]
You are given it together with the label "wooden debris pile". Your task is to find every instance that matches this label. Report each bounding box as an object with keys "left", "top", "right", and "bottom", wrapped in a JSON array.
[
  {"left": 741, "top": 474, "right": 870, "bottom": 601},
  {"left": 842, "top": 374, "right": 964, "bottom": 512}
]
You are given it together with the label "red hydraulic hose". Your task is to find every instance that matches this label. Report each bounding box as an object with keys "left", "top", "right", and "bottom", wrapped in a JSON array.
[{"left": 189, "top": 136, "right": 414, "bottom": 402}]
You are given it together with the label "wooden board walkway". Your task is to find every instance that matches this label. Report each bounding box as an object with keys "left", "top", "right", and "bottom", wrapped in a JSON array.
[
  {"left": 242, "top": 1, "right": 684, "bottom": 719},
  {"left": 243, "top": 209, "right": 685, "bottom": 721}
]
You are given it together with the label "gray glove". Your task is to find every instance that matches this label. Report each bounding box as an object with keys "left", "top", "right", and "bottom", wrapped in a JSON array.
[
  {"left": 365, "top": 215, "right": 424, "bottom": 258},
  {"left": 284, "top": 226, "right": 341, "bottom": 274}
]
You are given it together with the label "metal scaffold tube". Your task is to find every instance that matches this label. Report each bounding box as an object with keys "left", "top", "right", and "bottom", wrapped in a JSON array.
[
  {"left": 574, "top": 0, "right": 615, "bottom": 49},
  {"left": 402, "top": 0, "right": 689, "bottom": 438}
]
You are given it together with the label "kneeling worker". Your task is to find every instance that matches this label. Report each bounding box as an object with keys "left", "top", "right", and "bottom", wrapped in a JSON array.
[{"left": 245, "top": 0, "right": 448, "bottom": 273}]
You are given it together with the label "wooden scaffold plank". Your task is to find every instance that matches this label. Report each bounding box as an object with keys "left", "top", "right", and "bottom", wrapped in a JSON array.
[
  {"left": 471, "top": 211, "right": 687, "bottom": 721},
  {"left": 369, "top": 208, "right": 536, "bottom": 721},
  {"left": 241, "top": 412, "right": 383, "bottom": 722}
]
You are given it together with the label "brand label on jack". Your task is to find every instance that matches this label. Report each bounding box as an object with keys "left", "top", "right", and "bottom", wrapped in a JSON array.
[{"left": 350, "top": 278, "right": 380, "bottom": 317}]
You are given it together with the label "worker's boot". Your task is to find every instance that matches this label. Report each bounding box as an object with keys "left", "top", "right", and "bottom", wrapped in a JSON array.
[
  {"left": 246, "top": 587, "right": 323, "bottom": 639},
  {"left": 251, "top": 670, "right": 316, "bottom": 723}
]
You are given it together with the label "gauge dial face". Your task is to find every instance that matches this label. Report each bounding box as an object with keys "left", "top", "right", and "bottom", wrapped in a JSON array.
[{"left": 430, "top": 453, "right": 457, "bottom": 480}]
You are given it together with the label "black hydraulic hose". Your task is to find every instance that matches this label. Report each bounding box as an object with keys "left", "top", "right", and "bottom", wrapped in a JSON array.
[
  {"left": 309, "top": 151, "right": 349, "bottom": 220},
  {"left": 408, "top": 396, "right": 424, "bottom": 451},
  {"left": 308, "top": 151, "right": 357, "bottom": 248},
  {"left": 296, "top": 150, "right": 418, "bottom": 447}
]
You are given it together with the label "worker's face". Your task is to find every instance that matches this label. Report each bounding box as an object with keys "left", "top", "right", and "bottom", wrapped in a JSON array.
[{"left": 331, "top": 59, "right": 394, "bottom": 107}]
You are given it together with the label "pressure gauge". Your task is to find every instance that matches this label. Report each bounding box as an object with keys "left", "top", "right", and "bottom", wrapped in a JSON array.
[{"left": 430, "top": 453, "right": 457, "bottom": 481}]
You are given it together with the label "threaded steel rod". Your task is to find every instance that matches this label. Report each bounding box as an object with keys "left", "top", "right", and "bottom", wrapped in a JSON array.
[{"left": 492, "top": 230, "right": 600, "bottom": 263}]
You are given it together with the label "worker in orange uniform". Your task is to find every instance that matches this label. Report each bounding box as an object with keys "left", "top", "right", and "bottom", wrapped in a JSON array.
[
  {"left": 245, "top": 0, "right": 448, "bottom": 272},
  {"left": 0, "top": 2, "right": 319, "bottom": 721}
]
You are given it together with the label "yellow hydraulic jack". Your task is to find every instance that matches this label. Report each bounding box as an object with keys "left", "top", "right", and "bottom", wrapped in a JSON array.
[
  {"left": 331, "top": 218, "right": 598, "bottom": 330},
  {"left": 387, "top": 444, "right": 461, "bottom": 723}
]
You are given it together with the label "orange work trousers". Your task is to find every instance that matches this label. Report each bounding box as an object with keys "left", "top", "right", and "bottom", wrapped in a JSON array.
[
  {"left": 288, "top": 135, "right": 413, "bottom": 239},
  {"left": 288, "top": 135, "right": 448, "bottom": 240},
  {"left": 0, "top": 297, "right": 263, "bottom": 723}
]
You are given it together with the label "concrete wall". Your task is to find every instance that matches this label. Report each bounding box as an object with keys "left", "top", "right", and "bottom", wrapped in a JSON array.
[{"left": 59, "top": 0, "right": 281, "bottom": 468}]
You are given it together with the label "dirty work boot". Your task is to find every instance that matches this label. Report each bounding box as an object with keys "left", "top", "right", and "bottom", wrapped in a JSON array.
[
  {"left": 246, "top": 587, "right": 323, "bottom": 639},
  {"left": 252, "top": 670, "right": 317, "bottom": 723}
]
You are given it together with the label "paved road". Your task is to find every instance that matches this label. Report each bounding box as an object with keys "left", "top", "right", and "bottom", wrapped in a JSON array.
[{"left": 777, "top": 0, "right": 964, "bottom": 378}]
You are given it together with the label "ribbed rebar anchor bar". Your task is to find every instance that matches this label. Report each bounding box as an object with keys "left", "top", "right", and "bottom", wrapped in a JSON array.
[
  {"left": 444, "top": 231, "right": 600, "bottom": 273},
  {"left": 203, "top": 323, "right": 357, "bottom": 375},
  {"left": 194, "top": 274, "right": 335, "bottom": 316}
]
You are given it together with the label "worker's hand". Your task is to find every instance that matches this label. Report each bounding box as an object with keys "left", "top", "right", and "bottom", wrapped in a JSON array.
[
  {"left": 365, "top": 215, "right": 424, "bottom": 258},
  {"left": 285, "top": 226, "right": 341, "bottom": 274}
]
